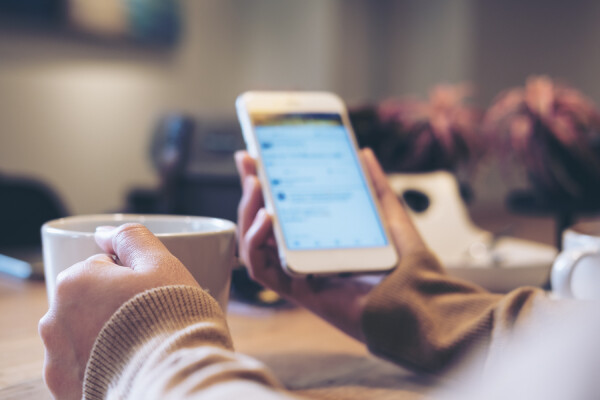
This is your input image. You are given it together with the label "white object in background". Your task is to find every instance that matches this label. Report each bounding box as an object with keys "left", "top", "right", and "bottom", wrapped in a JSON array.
[
  {"left": 551, "top": 222, "right": 600, "bottom": 300},
  {"left": 42, "top": 214, "right": 236, "bottom": 311},
  {"left": 388, "top": 171, "right": 557, "bottom": 293}
]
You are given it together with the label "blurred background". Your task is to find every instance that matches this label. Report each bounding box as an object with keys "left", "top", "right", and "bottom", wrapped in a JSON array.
[
  {"left": 3, "top": 3, "right": 600, "bottom": 396},
  {"left": 1, "top": 0, "right": 600, "bottom": 218}
]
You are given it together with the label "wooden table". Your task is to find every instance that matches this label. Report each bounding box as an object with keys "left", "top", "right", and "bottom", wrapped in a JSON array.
[
  {"left": 0, "top": 276, "right": 435, "bottom": 400},
  {"left": 0, "top": 208, "right": 561, "bottom": 399}
]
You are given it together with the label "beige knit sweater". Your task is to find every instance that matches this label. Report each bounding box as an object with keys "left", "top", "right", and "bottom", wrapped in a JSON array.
[{"left": 83, "top": 250, "right": 556, "bottom": 399}]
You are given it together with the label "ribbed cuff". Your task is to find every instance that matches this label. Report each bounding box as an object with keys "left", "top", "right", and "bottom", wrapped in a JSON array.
[
  {"left": 361, "top": 250, "right": 443, "bottom": 367},
  {"left": 361, "top": 249, "right": 495, "bottom": 373},
  {"left": 83, "top": 285, "right": 230, "bottom": 399}
]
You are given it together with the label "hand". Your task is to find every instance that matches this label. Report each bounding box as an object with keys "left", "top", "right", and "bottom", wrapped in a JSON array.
[
  {"left": 38, "top": 224, "right": 200, "bottom": 400},
  {"left": 234, "top": 148, "right": 426, "bottom": 341}
]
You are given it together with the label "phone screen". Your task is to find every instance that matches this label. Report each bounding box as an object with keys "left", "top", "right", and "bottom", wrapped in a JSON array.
[{"left": 252, "top": 113, "right": 388, "bottom": 251}]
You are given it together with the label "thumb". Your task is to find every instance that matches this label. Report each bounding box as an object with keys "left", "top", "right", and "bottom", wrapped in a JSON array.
[
  {"left": 361, "top": 148, "right": 426, "bottom": 253},
  {"left": 95, "top": 223, "right": 174, "bottom": 272}
]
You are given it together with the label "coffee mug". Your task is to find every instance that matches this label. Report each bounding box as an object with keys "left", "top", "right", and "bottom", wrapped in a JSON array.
[
  {"left": 551, "top": 221, "right": 600, "bottom": 300},
  {"left": 42, "top": 214, "right": 237, "bottom": 310}
]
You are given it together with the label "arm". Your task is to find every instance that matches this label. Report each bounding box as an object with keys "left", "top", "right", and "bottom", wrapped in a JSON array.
[
  {"left": 85, "top": 285, "right": 296, "bottom": 400},
  {"left": 236, "top": 148, "right": 555, "bottom": 373},
  {"left": 361, "top": 249, "right": 556, "bottom": 373},
  {"left": 39, "top": 224, "right": 299, "bottom": 400},
  {"left": 235, "top": 148, "right": 429, "bottom": 342}
]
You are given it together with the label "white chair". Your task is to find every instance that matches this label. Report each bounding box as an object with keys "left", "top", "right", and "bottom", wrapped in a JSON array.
[{"left": 387, "top": 171, "right": 558, "bottom": 292}]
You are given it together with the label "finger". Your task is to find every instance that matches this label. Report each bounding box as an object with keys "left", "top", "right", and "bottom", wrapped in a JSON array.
[
  {"left": 84, "top": 253, "right": 118, "bottom": 266},
  {"left": 237, "top": 175, "right": 264, "bottom": 238},
  {"left": 361, "top": 148, "right": 425, "bottom": 251},
  {"left": 244, "top": 208, "right": 273, "bottom": 264},
  {"left": 234, "top": 150, "right": 257, "bottom": 186},
  {"left": 242, "top": 208, "right": 273, "bottom": 269},
  {"left": 94, "top": 223, "right": 175, "bottom": 272},
  {"left": 81, "top": 253, "right": 127, "bottom": 271},
  {"left": 94, "top": 226, "right": 118, "bottom": 254},
  {"left": 53, "top": 255, "right": 130, "bottom": 305},
  {"left": 361, "top": 148, "right": 409, "bottom": 222},
  {"left": 243, "top": 209, "right": 290, "bottom": 288}
]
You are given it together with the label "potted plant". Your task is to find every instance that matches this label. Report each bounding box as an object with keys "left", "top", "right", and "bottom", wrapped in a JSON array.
[
  {"left": 482, "top": 76, "right": 600, "bottom": 205},
  {"left": 351, "top": 84, "right": 483, "bottom": 175},
  {"left": 350, "top": 84, "right": 483, "bottom": 203}
]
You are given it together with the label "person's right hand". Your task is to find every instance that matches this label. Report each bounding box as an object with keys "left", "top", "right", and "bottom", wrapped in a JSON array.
[
  {"left": 38, "top": 224, "right": 201, "bottom": 400},
  {"left": 234, "top": 148, "right": 427, "bottom": 341}
]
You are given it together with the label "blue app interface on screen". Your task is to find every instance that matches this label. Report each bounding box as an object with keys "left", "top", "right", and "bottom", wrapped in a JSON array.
[{"left": 253, "top": 113, "right": 387, "bottom": 250}]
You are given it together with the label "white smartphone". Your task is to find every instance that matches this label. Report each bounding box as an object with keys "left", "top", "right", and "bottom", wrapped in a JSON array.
[{"left": 236, "top": 91, "right": 398, "bottom": 277}]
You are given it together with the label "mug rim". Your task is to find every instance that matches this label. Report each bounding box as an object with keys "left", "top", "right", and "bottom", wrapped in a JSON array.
[{"left": 42, "top": 213, "right": 236, "bottom": 238}]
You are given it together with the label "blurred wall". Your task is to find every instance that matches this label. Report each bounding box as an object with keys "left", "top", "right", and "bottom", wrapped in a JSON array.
[
  {"left": 1, "top": 0, "right": 599, "bottom": 215},
  {"left": 0, "top": 1, "right": 247, "bottom": 214}
]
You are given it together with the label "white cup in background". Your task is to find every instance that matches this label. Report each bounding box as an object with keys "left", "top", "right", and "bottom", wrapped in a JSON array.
[
  {"left": 41, "top": 214, "right": 237, "bottom": 310},
  {"left": 551, "top": 221, "right": 600, "bottom": 300}
]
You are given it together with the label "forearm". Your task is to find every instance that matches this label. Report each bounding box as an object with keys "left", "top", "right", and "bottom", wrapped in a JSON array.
[
  {"left": 84, "top": 286, "right": 297, "bottom": 400},
  {"left": 361, "top": 250, "right": 551, "bottom": 373}
]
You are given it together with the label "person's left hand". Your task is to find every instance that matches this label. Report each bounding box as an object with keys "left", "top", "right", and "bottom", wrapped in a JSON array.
[
  {"left": 235, "top": 148, "right": 427, "bottom": 343},
  {"left": 38, "top": 223, "right": 200, "bottom": 400}
]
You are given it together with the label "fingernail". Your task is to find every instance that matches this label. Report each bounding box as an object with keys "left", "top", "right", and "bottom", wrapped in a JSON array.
[
  {"left": 243, "top": 175, "right": 255, "bottom": 189},
  {"left": 257, "top": 208, "right": 268, "bottom": 220}
]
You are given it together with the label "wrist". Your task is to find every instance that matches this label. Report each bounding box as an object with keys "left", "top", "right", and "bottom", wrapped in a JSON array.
[
  {"left": 84, "top": 285, "right": 230, "bottom": 399},
  {"left": 289, "top": 276, "right": 375, "bottom": 342}
]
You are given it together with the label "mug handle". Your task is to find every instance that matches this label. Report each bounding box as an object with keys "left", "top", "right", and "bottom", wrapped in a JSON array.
[{"left": 551, "top": 249, "right": 598, "bottom": 299}]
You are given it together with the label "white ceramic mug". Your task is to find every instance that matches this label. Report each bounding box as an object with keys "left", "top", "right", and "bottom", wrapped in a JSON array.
[
  {"left": 551, "top": 221, "right": 600, "bottom": 300},
  {"left": 41, "top": 214, "right": 237, "bottom": 310}
]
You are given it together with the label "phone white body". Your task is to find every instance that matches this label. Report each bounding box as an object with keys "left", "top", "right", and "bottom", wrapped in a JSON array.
[{"left": 236, "top": 91, "right": 398, "bottom": 277}]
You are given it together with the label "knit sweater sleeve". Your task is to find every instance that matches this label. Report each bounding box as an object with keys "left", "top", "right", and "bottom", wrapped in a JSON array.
[
  {"left": 83, "top": 285, "right": 299, "bottom": 400},
  {"left": 361, "top": 250, "right": 554, "bottom": 374}
]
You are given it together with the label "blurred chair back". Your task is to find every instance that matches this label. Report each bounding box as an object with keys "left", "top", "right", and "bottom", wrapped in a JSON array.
[
  {"left": 152, "top": 114, "right": 195, "bottom": 214},
  {"left": 151, "top": 114, "right": 195, "bottom": 181},
  {"left": 0, "top": 175, "right": 68, "bottom": 247},
  {"left": 125, "top": 115, "right": 243, "bottom": 222},
  {"left": 127, "top": 114, "right": 195, "bottom": 214}
]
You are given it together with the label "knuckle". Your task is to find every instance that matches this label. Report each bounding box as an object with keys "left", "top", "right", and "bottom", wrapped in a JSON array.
[
  {"left": 114, "top": 223, "right": 147, "bottom": 242},
  {"left": 38, "top": 314, "right": 54, "bottom": 345},
  {"left": 54, "top": 263, "right": 86, "bottom": 299},
  {"left": 54, "top": 280, "right": 72, "bottom": 301},
  {"left": 84, "top": 253, "right": 110, "bottom": 267},
  {"left": 113, "top": 223, "right": 153, "bottom": 254},
  {"left": 87, "top": 253, "right": 108, "bottom": 261},
  {"left": 54, "top": 270, "right": 73, "bottom": 298}
]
